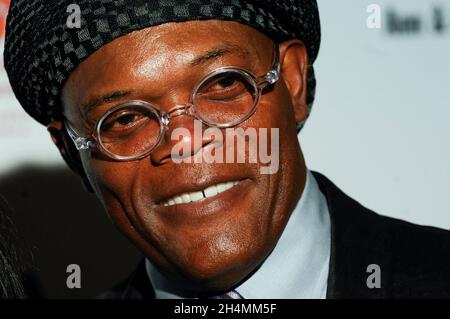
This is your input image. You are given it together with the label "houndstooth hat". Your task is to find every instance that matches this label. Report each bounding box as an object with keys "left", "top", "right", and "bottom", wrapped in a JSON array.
[{"left": 4, "top": 0, "right": 320, "bottom": 127}]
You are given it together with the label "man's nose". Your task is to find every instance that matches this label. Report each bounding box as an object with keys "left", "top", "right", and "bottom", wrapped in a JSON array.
[{"left": 150, "top": 114, "right": 214, "bottom": 166}]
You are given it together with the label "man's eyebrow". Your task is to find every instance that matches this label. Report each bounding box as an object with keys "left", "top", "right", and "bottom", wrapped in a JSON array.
[
  {"left": 189, "top": 45, "right": 249, "bottom": 67},
  {"left": 80, "top": 45, "right": 248, "bottom": 114},
  {"left": 81, "top": 90, "right": 132, "bottom": 115}
]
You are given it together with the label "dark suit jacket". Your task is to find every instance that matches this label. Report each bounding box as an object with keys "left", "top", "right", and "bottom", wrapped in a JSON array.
[{"left": 100, "top": 172, "right": 450, "bottom": 299}]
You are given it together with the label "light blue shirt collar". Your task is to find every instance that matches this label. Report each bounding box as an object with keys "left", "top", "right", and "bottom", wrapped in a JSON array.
[{"left": 146, "top": 169, "right": 331, "bottom": 299}]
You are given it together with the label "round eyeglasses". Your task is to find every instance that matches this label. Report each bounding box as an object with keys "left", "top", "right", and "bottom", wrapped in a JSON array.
[{"left": 65, "top": 44, "right": 280, "bottom": 161}]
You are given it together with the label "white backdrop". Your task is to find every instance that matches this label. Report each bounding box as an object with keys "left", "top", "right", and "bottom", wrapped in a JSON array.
[
  {"left": 0, "top": 0, "right": 449, "bottom": 229},
  {"left": 303, "top": 0, "right": 450, "bottom": 229}
]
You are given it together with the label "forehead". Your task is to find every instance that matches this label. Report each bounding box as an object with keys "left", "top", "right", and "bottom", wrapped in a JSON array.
[{"left": 61, "top": 20, "right": 272, "bottom": 117}]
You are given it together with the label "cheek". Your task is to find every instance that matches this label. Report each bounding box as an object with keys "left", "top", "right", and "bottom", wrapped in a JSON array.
[
  {"left": 246, "top": 86, "right": 302, "bottom": 230},
  {"left": 255, "top": 85, "right": 297, "bottom": 129},
  {"left": 80, "top": 154, "right": 139, "bottom": 216},
  {"left": 245, "top": 87, "right": 299, "bottom": 177},
  {"left": 80, "top": 157, "right": 161, "bottom": 256}
]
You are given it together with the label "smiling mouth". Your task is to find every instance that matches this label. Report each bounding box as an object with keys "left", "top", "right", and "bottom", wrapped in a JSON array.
[{"left": 160, "top": 180, "right": 241, "bottom": 207}]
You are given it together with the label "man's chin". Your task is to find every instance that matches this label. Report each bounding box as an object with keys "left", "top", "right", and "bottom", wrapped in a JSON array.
[
  {"left": 163, "top": 236, "right": 268, "bottom": 293},
  {"left": 175, "top": 258, "right": 258, "bottom": 294}
]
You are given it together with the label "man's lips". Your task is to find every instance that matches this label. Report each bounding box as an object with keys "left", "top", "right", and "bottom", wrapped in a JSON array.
[
  {"left": 159, "top": 180, "right": 241, "bottom": 206},
  {"left": 153, "top": 178, "right": 254, "bottom": 221}
]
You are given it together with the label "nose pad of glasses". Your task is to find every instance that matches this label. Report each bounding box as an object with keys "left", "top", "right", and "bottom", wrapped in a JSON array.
[{"left": 160, "top": 113, "right": 170, "bottom": 127}]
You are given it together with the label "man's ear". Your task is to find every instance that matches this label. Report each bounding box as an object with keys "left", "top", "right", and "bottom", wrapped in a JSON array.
[
  {"left": 47, "top": 120, "right": 95, "bottom": 193},
  {"left": 279, "top": 40, "right": 309, "bottom": 124}
]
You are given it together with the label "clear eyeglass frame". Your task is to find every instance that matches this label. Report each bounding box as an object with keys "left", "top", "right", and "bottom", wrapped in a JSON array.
[{"left": 65, "top": 43, "right": 281, "bottom": 161}]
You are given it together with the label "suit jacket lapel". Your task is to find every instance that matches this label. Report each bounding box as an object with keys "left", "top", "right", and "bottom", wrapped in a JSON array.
[
  {"left": 119, "top": 259, "right": 155, "bottom": 299},
  {"left": 312, "top": 171, "right": 392, "bottom": 298}
]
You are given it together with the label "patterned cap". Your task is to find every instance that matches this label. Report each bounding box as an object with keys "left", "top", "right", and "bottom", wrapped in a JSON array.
[{"left": 4, "top": 0, "right": 320, "bottom": 126}]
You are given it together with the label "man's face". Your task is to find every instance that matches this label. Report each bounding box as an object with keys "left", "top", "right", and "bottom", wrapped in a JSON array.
[{"left": 59, "top": 20, "right": 308, "bottom": 292}]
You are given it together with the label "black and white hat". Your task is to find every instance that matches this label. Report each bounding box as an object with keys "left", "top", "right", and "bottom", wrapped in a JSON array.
[{"left": 4, "top": 0, "right": 321, "bottom": 127}]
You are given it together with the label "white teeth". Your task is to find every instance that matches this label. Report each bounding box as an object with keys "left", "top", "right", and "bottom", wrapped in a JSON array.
[
  {"left": 189, "top": 191, "right": 204, "bottom": 202},
  {"left": 174, "top": 196, "right": 183, "bottom": 204},
  {"left": 161, "top": 181, "right": 240, "bottom": 207},
  {"left": 181, "top": 194, "right": 191, "bottom": 203},
  {"left": 217, "top": 182, "right": 234, "bottom": 193},
  {"left": 204, "top": 185, "right": 218, "bottom": 198}
]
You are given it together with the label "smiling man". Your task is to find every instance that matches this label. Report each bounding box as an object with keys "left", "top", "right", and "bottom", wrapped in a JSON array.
[{"left": 4, "top": 0, "right": 450, "bottom": 299}]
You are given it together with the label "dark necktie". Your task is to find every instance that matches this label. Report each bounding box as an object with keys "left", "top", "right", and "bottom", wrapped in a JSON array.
[{"left": 208, "top": 290, "right": 244, "bottom": 299}]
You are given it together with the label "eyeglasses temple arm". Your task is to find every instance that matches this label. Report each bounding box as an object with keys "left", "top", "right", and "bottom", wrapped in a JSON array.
[
  {"left": 257, "top": 43, "right": 281, "bottom": 89},
  {"left": 64, "top": 120, "right": 96, "bottom": 151}
]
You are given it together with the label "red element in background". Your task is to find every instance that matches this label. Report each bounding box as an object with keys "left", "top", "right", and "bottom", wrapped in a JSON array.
[{"left": 0, "top": 0, "right": 10, "bottom": 39}]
